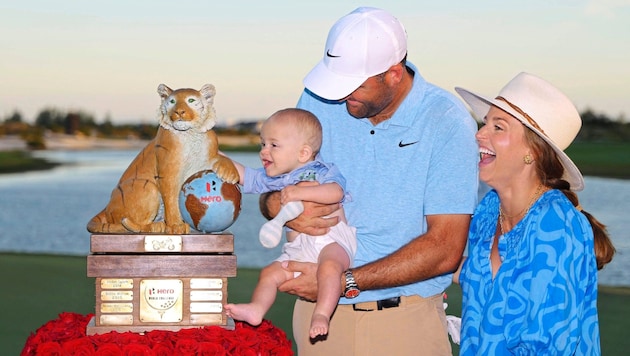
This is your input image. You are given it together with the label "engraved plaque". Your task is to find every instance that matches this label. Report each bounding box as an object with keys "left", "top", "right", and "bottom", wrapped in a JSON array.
[
  {"left": 190, "top": 290, "right": 223, "bottom": 301},
  {"left": 190, "top": 302, "right": 223, "bottom": 313},
  {"left": 139, "top": 279, "right": 183, "bottom": 323},
  {"left": 101, "top": 303, "right": 133, "bottom": 313},
  {"left": 190, "top": 278, "right": 223, "bottom": 289},
  {"left": 101, "top": 290, "right": 133, "bottom": 301},
  {"left": 100, "top": 314, "right": 134, "bottom": 325},
  {"left": 101, "top": 279, "right": 133, "bottom": 289},
  {"left": 144, "top": 235, "right": 182, "bottom": 252},
  {"left": 190, "top": 313, "right": 223, "bottom": 325}
]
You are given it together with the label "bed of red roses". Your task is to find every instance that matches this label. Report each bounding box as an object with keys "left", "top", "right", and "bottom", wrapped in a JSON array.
[{"left": 21, "top": 312, "right": 293, "bottom": 355}]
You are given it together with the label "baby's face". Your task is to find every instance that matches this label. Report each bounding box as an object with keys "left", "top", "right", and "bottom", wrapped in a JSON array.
[{"left": 258, "top": 118, "right": 305, "bottom": 177}]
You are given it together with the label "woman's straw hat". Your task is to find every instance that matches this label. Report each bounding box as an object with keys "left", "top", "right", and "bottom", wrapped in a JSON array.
[{"left": 456, "top": 72, "right": 584, "bottom": 191}]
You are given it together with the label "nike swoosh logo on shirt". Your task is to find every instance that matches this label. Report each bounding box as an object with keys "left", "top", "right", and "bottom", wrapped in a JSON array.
[{"left": 398, "top": 140, "right": 418, "bottom": 147}]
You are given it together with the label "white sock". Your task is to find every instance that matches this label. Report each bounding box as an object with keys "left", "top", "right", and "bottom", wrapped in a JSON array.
[{"left": 259, "top": 201, "right": 304, "bottom": 248}]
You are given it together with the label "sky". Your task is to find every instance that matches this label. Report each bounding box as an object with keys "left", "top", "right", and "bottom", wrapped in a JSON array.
[{"left": 1, "top": 0, "right": 629, "bottom": 125}]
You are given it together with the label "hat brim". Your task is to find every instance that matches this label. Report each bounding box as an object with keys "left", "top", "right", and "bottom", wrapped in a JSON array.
[
  {"left": 303, "top": 60, "right": 368, "bottom": 100},
  {"left": 455, "top": 87, "right": 585, "bottom": 191}
]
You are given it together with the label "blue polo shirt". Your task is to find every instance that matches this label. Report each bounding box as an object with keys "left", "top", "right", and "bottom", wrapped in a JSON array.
[{"left": 297, "top": 62, "right": 479, "bottom": 303}]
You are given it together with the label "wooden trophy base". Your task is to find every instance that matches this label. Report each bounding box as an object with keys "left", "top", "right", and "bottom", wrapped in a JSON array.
[{"left": 86, "top": 233, "right": 236, "bottom": 335}]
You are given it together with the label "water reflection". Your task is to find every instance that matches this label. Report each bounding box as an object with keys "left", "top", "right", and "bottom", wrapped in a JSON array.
[{"left": 0, "top": 150, "right": 626, "bottom": 287}]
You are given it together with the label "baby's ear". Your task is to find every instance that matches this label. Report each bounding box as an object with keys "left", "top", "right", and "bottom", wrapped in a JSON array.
[{"left": 298, "top": 145, "right": 314, "bottom": 163}]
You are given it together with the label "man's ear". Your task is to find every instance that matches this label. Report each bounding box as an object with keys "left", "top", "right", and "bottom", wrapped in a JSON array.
[
  {"left": 298, "top": 145, "right": 314, "bottom": 163},
  {"left": 386, "top": 62, "right": 404, "bottom": 84}
]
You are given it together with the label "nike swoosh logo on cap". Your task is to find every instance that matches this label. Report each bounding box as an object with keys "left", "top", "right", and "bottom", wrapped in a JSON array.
[
  {"left": 326, "top": 50, "right": 341, "bottom": 58},
  {"left": 398, "top": 140, "right": 418, "bottom": 147}
]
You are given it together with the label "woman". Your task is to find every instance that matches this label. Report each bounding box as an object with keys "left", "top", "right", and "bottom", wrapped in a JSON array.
[{"left": 454, "top": 72, "right": 615, "bottom": 354}]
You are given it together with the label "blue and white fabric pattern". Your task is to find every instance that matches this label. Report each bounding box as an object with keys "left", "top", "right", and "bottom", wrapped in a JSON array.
[{"left": 459, "top": 189, "right": 601, "bottom": 355}]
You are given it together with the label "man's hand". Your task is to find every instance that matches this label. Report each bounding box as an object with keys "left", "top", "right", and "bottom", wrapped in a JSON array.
[
  {"left": 280, "top": 185, "right": 300, "bottom": 204},
  {"left": 278, "top": 261, "right": 319, "bottom": 301},
  {"left": 287, "top": 200, "right": 339, "bottom": 236}
]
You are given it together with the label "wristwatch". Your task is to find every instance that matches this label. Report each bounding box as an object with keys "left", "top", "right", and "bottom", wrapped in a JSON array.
[{"left": 343, "top": 269, "right": 360, "bottom": 299}]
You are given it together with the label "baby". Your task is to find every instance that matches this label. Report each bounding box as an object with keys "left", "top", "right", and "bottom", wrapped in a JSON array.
[{"left": 224, "top": 108, "right": 356, "bottom": 338}]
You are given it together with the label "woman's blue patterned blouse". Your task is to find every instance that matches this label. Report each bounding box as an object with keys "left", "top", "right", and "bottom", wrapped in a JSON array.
[{"left": 459, "top": 189, "right": 601, "bottom": 355}]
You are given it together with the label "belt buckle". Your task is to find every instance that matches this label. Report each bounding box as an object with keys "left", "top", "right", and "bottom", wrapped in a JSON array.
[
  {"left": 352, "top": 303, "right": 375, "bottom": 312},
  {"left": 352, "top": 297, "right": 401, "bottom": 311},
  {"left": 377, "top": 297, "right": 401, "bottom": 310}
]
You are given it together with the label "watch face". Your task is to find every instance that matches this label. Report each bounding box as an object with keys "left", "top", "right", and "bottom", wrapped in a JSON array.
[{"left": 345, "top": 288, "right": 360, "bottom": 299}]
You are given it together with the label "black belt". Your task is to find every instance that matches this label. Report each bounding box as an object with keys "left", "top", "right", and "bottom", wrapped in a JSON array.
[{"left": 352, "top": 297, "right": 401, "bottom": 311}]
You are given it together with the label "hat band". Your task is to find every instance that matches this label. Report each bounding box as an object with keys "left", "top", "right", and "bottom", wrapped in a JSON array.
[{"left": 495, "top": 96, "right": 547, "bottom": 137}]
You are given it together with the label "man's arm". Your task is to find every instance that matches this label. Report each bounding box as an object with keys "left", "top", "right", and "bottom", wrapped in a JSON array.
[
  {"left": 278, "top": 213, "right": 470, "bottom": 300},
  {"left": 352, "top": 214, "right": 469, "bottom": 289}
]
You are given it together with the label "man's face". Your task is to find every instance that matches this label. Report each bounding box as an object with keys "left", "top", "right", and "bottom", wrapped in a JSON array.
[{"left": 342, "top": 72, "right": 395, "bottom": 119}]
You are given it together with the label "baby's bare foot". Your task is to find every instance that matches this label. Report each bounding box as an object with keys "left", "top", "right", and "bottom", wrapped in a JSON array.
[
  {"left": 224, "top": 303, "right": 264, "bottom": 326},
  {"left": 309, "top": 313, "right": 330, "bottom": 338}
]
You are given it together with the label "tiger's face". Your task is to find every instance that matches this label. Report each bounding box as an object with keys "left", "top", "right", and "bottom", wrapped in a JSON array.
[{"left": 157, "top": 84, "right": 217, "bottom": 132}]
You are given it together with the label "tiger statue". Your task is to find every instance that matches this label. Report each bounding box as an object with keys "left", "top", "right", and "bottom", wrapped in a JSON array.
[{"left": 86, "top": 83, "right": 239, "bottom": 234}]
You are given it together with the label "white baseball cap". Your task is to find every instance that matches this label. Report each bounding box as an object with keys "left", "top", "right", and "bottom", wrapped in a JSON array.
[
  {"left": 455, "top": 72, "right": 585, "bottom": 191},
  {"left": 303, "top": 7, "right": 407, "bottom": 100}
]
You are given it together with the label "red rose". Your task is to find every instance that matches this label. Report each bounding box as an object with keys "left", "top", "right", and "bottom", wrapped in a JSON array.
[
  {"left": 90, "top": 331, "right": 121, "bottom": 347},
  {"left": 61, "top": 337, "right": 95, "bottom": 355},
  {"left": 196, "top": 342, "right": 227, "bottom": 356},
  {"left": 94, "top": 344, "right": 123, "bottom": 356},
  {"left": 198, "top": 326, "right": 227, "bottom": 344},
  {"left": 174, "top": 328, "right": 200, "bottom": 341},
  {"left": 145, "top": 330, "right": 171, "bottom": 345},
  {"left": 151, "top": 342, "right": 175, "bottom": 356},
  {"left": 174, "top": 338, "right": 198, "bottom": 355},
  {"left": 35, "top": 341, "right": 64, "bottom": 355},
  {"left": 22, "top": 313, "right": 293, "bottom": 355},
  {"left": 20, "top": 333, "right": 39, "bottom": 356},
  {"left": 233, "top": 327, "right": 260, "bottom": 348},
  {"left": 230, "top": 345, "right": 258, "bottom": 356},
  {"left": 118, "top": 331, "right": 149, "bottom": 346},
  {"left": 46, "top": 313, "right": 86, "bottom": 341},
  {"left": 121, "top": 343, "right": 153, "bottom": 355}
]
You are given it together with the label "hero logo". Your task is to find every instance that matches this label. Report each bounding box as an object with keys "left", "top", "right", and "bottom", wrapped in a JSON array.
[
  {"left": 149, "top": 288, "right": 175, "bottom": 295},
  {"left": 201, "top": 195, "right": 223, "bottom": 203},
  {"left": 145, "top": 286, "right": 178, "bottom": 310},
  {"left": 203, "top": 182, "right": 223, "bottom": 203}
]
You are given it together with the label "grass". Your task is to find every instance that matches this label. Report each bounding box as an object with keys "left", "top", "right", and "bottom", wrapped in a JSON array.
[
  {"left": 566, "top": 141, "right": 630, "bottom": 179},
  {"left": 1, "top": 254, "right": 629, "bottom": 355},
  {"left": 0, "top": 150, "right": 59, "bottom": 174}
]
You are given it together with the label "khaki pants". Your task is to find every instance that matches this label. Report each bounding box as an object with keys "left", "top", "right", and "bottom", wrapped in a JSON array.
[{"left": 293, "top": 294, "right": 452, "bottom": 356}]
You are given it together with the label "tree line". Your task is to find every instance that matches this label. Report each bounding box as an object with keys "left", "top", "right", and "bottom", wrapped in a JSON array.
[{"left": 1, "top": 106, "right": 628, "bottom": 150}]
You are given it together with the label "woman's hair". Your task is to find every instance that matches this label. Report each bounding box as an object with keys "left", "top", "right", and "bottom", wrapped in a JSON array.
[{"left": 525, "top": 128, "right": 615, "bottom": 270}]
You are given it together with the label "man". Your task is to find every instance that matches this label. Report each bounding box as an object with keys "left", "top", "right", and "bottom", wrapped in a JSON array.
[{"left": 262, "top": 7, "right": 479, "bottom": 355}]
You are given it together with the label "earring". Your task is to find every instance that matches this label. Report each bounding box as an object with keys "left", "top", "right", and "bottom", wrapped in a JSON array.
[{"left": 523, "top": 154, "right": 533, "bottom": 165}]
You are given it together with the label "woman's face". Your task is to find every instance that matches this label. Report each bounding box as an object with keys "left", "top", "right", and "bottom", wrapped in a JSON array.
[{"left": 475, "top": 106, "right": 531, "bottom": 188}]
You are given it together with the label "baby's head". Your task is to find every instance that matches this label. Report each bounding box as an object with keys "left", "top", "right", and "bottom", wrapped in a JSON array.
[
  {"left": 259, "top": 108, "right": 322, "bottom": 176},
  {"left": 264, "top": 108, "right": 322, "bottom": 157}
]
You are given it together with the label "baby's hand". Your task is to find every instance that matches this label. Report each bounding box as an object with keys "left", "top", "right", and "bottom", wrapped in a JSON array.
[{"left": 281, "top": 185, "right": 300, "bottom": 205}]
